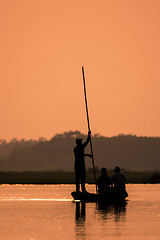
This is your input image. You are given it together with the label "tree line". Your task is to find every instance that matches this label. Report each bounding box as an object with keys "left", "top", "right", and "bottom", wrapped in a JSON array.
[{"left": 0, "top": 131, "right": 160, "bottom": 171}]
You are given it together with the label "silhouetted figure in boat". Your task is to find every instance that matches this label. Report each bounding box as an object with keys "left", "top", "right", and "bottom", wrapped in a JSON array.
[
  {"left": 74, "top": 131, "right": 92, "bottom": 193},
  {"left": 97, "top": 168, "right": 111, "bottom": 194},
  {"left": 111, "top": 166, "right": 126, "bottom": 191}
]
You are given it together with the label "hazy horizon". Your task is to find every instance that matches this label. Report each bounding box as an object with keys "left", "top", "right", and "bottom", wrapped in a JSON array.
[{"left": 1, "top": 130, "right": 160, "bottom": 142}]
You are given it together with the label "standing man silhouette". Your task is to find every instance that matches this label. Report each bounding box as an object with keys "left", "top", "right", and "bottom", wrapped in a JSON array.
[{"left": 74, "top": 131, "right": 92, "bottom": 193}]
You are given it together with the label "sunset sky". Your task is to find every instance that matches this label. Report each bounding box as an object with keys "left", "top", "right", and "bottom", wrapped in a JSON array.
[{"left": 0, "top": 0, "right": 160, "bottom": 141}]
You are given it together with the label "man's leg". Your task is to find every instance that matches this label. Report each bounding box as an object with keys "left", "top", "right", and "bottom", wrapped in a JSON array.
[
  {"left": 75, "top": 171, "right": 80, "bottom": 192},
  {"left": 81, "top": 172, "right": 86, "bottom": 192}
]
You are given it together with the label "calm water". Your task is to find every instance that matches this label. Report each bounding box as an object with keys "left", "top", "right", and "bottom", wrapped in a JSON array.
[{"left": 0, "top": 184, "right": 160, "bottom": 240}]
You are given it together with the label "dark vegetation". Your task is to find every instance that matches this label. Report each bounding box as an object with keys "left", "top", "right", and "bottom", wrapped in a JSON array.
[
  {"left": 0, "top": 170, "right": 159, "bottom": 184},
  {"left": 0, "top": 131, "right": 160, "bottom": 173}
]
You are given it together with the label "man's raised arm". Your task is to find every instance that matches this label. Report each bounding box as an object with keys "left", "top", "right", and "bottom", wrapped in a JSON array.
[{"left": 82, "top": 131, "right": 91, "bottom": 148}]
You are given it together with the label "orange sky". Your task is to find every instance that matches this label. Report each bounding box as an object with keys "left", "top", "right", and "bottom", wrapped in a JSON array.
[{"left": 0, "top": 0, "right": 160, "bottom": 140}]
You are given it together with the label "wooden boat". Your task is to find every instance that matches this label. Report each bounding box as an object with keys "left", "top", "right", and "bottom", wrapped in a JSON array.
[{"left": 71, "top": 188, "right": 128, "bottom": 203}]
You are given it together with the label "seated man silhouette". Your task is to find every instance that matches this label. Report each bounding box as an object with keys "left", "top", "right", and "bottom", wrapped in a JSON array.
[
  {"left": 111, "top": 166, "right": 126, "bottom": 191},
  {"left": 97, "top": 168, "right": 111, "bottom": 194},
  {"left": 74, "top": 131, "right": 92, "bottom": 193}
]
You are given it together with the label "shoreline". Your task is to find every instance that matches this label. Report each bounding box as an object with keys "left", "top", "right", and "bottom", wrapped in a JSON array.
[{"left": 0, "top": 171, "right": 159, "bottom": 184}]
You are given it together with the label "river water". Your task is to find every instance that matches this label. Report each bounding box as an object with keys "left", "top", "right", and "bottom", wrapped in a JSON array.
[{"left": 0, "top": 184, "right": 159, "bottom": 240}]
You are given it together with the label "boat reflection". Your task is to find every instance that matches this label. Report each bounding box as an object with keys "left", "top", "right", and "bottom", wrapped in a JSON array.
[
  {"left": 96, "top": 201, "right": 128, "bottom": 222},
  {"left": 75, "top": 200, "right": 128, "bottom": 223},
  {"left": 74, "top": 200, "right": 128, "bottom": 238}
]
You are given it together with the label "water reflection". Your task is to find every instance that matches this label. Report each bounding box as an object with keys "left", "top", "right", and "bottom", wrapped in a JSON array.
[
  {"left": 75, "top": 201, "right": 86, "bottom": 222},
  {"left": 96, "top": 201, "right": 128, "bottom": 222},
  {"left": 74, "top": 200, "right": 128, "bottom": 238},
  {"left": 75, "top": 202, "right": 86, "bottom": 239}
]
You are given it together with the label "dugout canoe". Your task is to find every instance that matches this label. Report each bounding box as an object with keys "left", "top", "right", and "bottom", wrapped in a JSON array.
[{"left": 71, "top": 188, "right": 128, "bottom": 203}]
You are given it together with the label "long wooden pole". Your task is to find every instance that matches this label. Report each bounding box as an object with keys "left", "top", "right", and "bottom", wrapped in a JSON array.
[{"left": 82, "top": 66, "right": 97, "bottom": 192}]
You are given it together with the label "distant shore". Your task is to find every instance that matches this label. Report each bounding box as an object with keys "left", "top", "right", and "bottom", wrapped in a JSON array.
[{"left": 0, "top": 171, "right": 159, "bottom": 184}]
